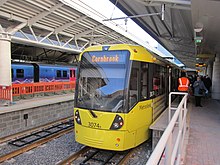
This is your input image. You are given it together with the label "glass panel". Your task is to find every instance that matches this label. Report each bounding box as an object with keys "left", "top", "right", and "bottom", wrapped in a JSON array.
[
  {"left": 141, "top": 62, "right": 148, "bottom": 100},
  {"left": 153, "top": 64, "right": 166, "bottom": 96},
  {"left": 63, "top": 70, "right": 67, "bottom": 77},
  {"left": 76, "top": 50, "right": 129, "bottom": 113},
  {"left": 56, "top": 70, "right": 61, "bottom": 78},
  {"left": 128, "top": 61, "right": 139, "bottom": 109},
  {"left": 16, "top": 69, "right": 24, "bottom": 78}
]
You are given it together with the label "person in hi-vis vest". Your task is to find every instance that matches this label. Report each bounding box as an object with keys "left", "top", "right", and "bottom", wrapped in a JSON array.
[{"left": 178, "top": 72, "right": 190, "bottom": 102}]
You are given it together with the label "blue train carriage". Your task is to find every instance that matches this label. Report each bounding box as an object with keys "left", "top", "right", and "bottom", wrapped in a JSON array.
[
  {"left": 12, "top": 63, "right": 34, "bottom": 84},
  {"left": 38, "top": 64, "right": 73, "bottom": 82},
  {"left": 74, "top": 44, "right": 174, "bottom": 151}
]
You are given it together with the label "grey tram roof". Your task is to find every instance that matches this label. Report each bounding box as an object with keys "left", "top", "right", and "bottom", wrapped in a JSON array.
[{"left": 110, "top": 0, "right": 220, "bottom": 69}]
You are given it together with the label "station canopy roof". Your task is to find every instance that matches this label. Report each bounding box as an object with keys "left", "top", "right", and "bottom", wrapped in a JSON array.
[
  {"left": 0, "top": 0, "right": 148, "bottom": 63},
  {"left": 1, "top": 0, "right": 217, "bottom": 69},
  {"left": 109, "top": 0, "right": 197, "bottom": 69}
]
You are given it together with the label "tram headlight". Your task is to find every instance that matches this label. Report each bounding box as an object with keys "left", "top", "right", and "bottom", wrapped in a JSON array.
[
  {"left": 74, "top": 110, "right": 82, "bottom": 125},
  {"left": 110, "top": 115, "right": 124, "bottom": 130}
]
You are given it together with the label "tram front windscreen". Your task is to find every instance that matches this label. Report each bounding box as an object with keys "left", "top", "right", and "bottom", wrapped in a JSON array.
[{"left": 76, "top": 50, "right": 130, "bottom": 112}]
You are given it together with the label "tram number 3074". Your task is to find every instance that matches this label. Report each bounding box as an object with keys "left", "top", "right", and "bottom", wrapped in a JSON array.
[{"left": 88, "top": 122, "right": 101, "bottom": 128}]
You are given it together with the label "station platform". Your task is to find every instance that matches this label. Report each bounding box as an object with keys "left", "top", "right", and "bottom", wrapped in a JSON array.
[
  {"left": 185, "top": 98, "right": 220, "bottom": 165},
  {"left": 0, "top": 93, "right": 74, "bottom": 114}
]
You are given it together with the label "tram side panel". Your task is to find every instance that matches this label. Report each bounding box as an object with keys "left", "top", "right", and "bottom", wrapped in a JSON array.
[{"left": 74, "top": 44, "right": 176, "bottom": 151}]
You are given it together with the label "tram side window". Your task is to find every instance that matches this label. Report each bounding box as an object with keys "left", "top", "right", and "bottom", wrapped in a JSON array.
[
  {"left": 152, "top": 65, "right": 166, "bottom": 96},
  {"left": 129, "top": 61, "right": 139, "bottom": 109},
  {"left": 16, "top": 69, "right": 24, "bottom": 78},
  {"left": 172, "top": 69, "right": 179, "bottom": 92},
  {"left": 160, "top": 66, "right": 166, "bottom": 94},
  {"left": 141, "top": 62, "right": 148, "bottom": 100}
]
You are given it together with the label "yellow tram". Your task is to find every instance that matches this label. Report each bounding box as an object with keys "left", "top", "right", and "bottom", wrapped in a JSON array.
[{"left": 74, "top": 44, "right": 179, "bottom": 151}]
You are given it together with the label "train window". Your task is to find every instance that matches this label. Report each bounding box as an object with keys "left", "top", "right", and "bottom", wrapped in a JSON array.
[
  {"left": 70, "top": 70, "right": 73, "bottom": 77},
  {"left": 16, "top": 69, "right": 24, "bottom": 78},
  {"left": 56, "top": 70, "right": 61, "bottom": 78},
  {"left": 63, "top": 70, "right": 67, "bottom": 77},
  {"left": 140, "top": 62, "right": 148, "bottom": 100}
]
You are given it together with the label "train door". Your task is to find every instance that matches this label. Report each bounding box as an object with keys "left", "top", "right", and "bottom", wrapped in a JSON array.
[
  {"left": 70, "top": 68, "right": 76, "bottom": 81},
  {"left": 128, "top": 61, "right": 149, "bottom": 110},
  {"left": 32, "top": 63, "right": 39, "bottom": 82}
]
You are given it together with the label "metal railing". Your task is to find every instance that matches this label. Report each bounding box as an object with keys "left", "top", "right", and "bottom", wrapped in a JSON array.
[
  {"left": 0, "top": 81, "right": 75, "bottom": 103},
  {"left": 146, "top": 92, "right": 188, "bottom": 165}
]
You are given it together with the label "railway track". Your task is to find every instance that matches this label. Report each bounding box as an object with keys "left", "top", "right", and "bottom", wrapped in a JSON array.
[
  {"left": 0, "top": 119, "right": 74, "bottom": 163},
  {"left": 57, "top": 146, "right": 136, "bottom": 165},
  {"left": 0, "top": 117, "right": 74, "bottom": 144}
]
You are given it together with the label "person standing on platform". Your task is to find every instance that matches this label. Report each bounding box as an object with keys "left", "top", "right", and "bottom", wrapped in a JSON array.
[
  {"left": 193, "top": 76, "right": 208, "bottom": 107},
  {"left": 178, "top": 72, "right": 190, "bottom": 102}
]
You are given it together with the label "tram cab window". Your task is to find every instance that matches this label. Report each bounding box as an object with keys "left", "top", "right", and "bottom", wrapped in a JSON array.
[{"left": 76, "top": 50, "right": 130, "bottom": 113}]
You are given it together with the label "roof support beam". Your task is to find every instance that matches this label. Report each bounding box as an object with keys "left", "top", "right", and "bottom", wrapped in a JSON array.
[
  {"left": 12, "top": 36, "right": 81, "bottom": 53},
  {"left": 39, "top": 31, "right": 54, "bottom": 43},
  {"left": 6, "top": 3, "right": 63, "bottom": 35},
  {"left": 24, "top": 0, "right": 50, "bottom": 11},
  {"left": 75, "top": 25, "right": 103, "bottom": 39},
  {"left": 0, "top": 24, "right": 4, "bottom": 33},
  {"left": 0, "top": 0, "right": 8, "bottom": 7},
  {"left": 134, "top": 0, "right": 191, "bottom": 10},
  {"left": 29, "top": 26, "right": 38, "bottom": 41},
  {"left": 28, "top": 3, "right": 63, "bottom": 26},
  {"left": 170, "top": 8, "right": 175, "bottom": 38},
  {"left": 54, "top": 16, "right": 87, "bottom": 33},
  {"left": 55, "top": 33, "right": 61, "bottom": 46},
  {"left": 90, "top": 31, "right": 116, "bottom": 43},
  {"left": 7, "top": 22, "right": 27, "bottom": 35},
  {"left": 80, "top": 42, "right": 89, "bottom": 50},
  {"left": 19, "top": 30, "right": 31, "bottom": 40},
  {"left": 146, "top": 6, "right": 161, "bottom": 37},
  {"left": 151, "top": 6, "right": 173, "bottom": 38},
  {"left": 145, "top": 0, "right": 191, "bottom": 5},
  {"left": 62, "top": 37, "right": 74, "bottom": 47}
]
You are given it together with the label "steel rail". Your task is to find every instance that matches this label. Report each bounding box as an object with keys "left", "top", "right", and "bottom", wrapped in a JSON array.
[
  {"left": 118, "top": 148, "right": 136, "bottom": 165},
  {"left": 0, "top": 126, "right": 73, "bottom": 163},
  {"left": 0, "top": 116, "right": 73, "bottom": 144},
  {"left": 57, "top": 146, "right": 91, "bottom": 165}
]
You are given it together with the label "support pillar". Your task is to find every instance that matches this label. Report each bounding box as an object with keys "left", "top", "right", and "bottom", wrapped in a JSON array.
[
  {"left": 0, "top": 32, "right": 12, "bottom": 103},
  {"left": 212, "top": 54, "right": 220, "bottom": 100}
]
